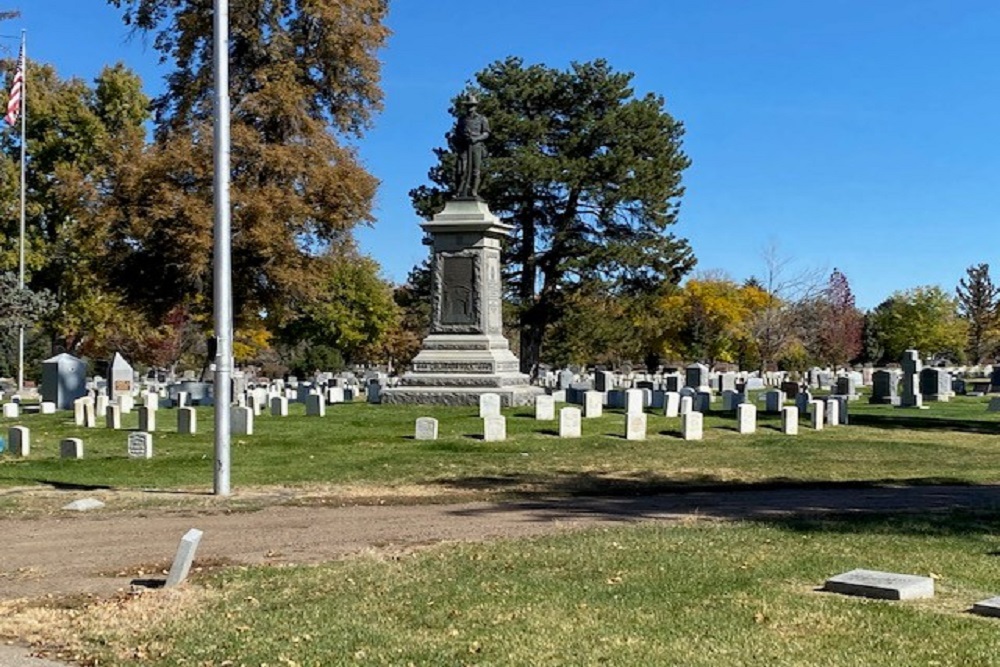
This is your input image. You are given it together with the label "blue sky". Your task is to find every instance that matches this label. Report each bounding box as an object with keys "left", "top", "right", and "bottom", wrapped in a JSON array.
[{"left": 12, "top": 0, "right": 1000, "bottom": 309}]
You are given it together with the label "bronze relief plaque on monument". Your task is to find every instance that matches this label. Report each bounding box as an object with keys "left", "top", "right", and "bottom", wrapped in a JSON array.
[{"left": 439, "top": 255, "right": 477, "bottom": 327}]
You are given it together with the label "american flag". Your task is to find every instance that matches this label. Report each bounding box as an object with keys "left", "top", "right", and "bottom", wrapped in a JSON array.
[{"left": 5, "top": 44, "right": 23, "bottom": 127}]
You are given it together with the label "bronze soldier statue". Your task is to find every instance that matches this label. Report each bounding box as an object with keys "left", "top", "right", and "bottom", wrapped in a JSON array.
[{"left": 453, "top": 94, "right": 490, "bottom": 199}]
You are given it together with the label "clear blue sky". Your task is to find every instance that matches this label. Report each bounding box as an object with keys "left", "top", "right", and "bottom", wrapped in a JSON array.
[{"left": 13, "top": 0, "right": 1000, "bottom": 310}]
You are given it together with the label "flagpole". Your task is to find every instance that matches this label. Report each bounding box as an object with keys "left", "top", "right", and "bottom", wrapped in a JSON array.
[
  {"left": 212, "top": 0, "right": 232, "bottom": 496},
  {"left": 16, "top": 29, "right": 25, "bottom": 394}
]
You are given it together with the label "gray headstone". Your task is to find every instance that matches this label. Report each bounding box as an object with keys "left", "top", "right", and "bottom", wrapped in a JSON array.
[
  {"left": 60, "top": 437, "right": 83, "bottom": 459},
  {"left": 415, "top": 417, "right": 439, "bottom": 440},
  {"left": 231, "top": 406, "right": 254, "bottom": 435},
  {"left": 823, "top": 569, "right": 934, "bottom": 600},
  {"left": 8, "top": 425, "right": 29, "bottom": 457},
  {"left": 165, "top": 528, "right": 204, "bottom": 588},
  {"left": 178, "top": 406, "right": 197, "bottom": 435},
  {"left": 270, "top": 396, "right": 289, "bottom": 417},
  {"left": 127, "top": 432, "right": 153, "bottom": 459},
  {"left": 305, "top": 393, "right": 325, "bottom": 417}
]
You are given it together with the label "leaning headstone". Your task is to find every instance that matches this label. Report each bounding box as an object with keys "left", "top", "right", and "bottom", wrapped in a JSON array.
[
  {"left": 781, "top": 406, "right": 799, "bottom": 435},
  {"left": 231, "top": 406, "right": 253, "bottom": 435},
  {"left": 479, "top": 393, "right": 501, "bottom": 418},
  {"left": 60, "top": 437, "right": 84, "bottom": 459},
  {"left": 681, "top": 411, "right": 703, "bottom": 441},
  {"left": 165, "top": 528, "right": 204, "bottom": 588},
  {"left": 270, "top": 396, "right": 289, "bottom": 417},
  {"left": 415, "top": 417, "right": 439, "bottom": 440},
  {"left": 40, "top": 401, "right": 56, "bottom": 414},
  {"left": 737, "top": 403, "right": 756, "bottom": 434},
  {"left": 971, "top": 597, "right": 1000, "bottom": 618},
  {"left": 106, "top": 404, "right": 122, "bottom": 430},
  {"left": 8, "top": 426, "right": 29, "bottom": 457},
  {"left": 823, "top": 569, "right": 934, "bottom": 600},
  {"left": 178, "top": 407, "right": 197, "bottom": 435},
  {"left": 305, "top": 393, "right": 326, "bottom": 417},
  {"left": 138, "top": 406, "right": 156, "bottom": 432},
  {"left": 534, "top": 395, "right": 555, "bottom": 421},
  {"left": 625, "top": 413, "right": 647, "bottom": 441},
  {"left": 810, "top": 400, "right": 825, "bottom": 430},
  {"left": 2, "top": 402, "right": 18, "bottom": 418},
  {"left": 663, "top": 392, "right": 680, "bottom": 418},
  {"left": 559, "top": 407, "right": 582, "bottom": 438},
  {"left": 624, "top": 389, "right": 644, "bottom": 416},
  {"left": 127, "top": 431, "right": 153, "bottom": 459},
  {"left": 62, "top": 498, "right": 104, "bottom": 512},
  {"left": 583, "top": 391, "right": 603, "bottom": 418},
  {"left": 483, "top": 416, "right": 506, "bottom": 442}
]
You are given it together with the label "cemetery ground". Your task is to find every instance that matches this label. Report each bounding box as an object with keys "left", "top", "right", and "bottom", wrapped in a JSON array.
[{"left": 1, "top": 396, "right": 1000, "bottom": 664}]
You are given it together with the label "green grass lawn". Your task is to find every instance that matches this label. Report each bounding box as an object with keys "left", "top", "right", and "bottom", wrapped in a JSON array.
[
  {"left": 1, "top": 394, "right": 999, "bottom": 498},
  {"left": 5, "top": 394, "right": 1000, "bottom": 665},
  {"left": 63, "top": 511, "right": 1000, "bottom": 666}
]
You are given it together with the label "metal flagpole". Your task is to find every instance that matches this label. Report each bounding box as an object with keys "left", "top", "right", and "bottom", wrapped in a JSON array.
[
  {"left": 16, "top": 29, "right": 25, "bottom": 394},
  {"left": 212, "top": 0, "right": 232, "bottom": 495}
]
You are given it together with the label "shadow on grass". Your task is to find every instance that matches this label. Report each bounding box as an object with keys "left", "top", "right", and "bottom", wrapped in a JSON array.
[
  {"left": 849, "top": 413, "right": 1000, "bottom": 434},
  {"left": 439, "top": 471, "right": 1000, "bottom": 535}
]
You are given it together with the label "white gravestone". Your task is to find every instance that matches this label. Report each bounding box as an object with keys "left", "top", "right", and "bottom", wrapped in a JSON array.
[
  {"left": 165, "top": 528, "right": 204, "bottom": 588},
  {"left": 74, "top": 397, "right": 91, "bottom": 426},
  {"left": 625, "top": 389, "right": 644, "bottom": 416},
  {"left": 681, "top": 411, "right": 703, "bottom": 441},
  {"left": 679, "top": 395, "right": 693, "bottom": 416},
  {"left": 305, "top": 394, "right": 325, "bottom": 417},
  {"left": 8, "top": 425, "right": 29, "bottom": 457},
  {"left": 61, "top": 438, "right": 84, "bottom": 459},
  {"left": 139, "top": 406, "right": 156, "bottom": 432},
  {"left": 625, "top": 413, "right": 647, "bottom": 441},
  {"left": 483, "top": 415, "right": 506, "bottom": 442},
  {"left": 270, "top": 396, "right": 289, "bottom": 417},
  {"left": 534, "top": 395, "right": 555, "bottom": 421},
  {"left": 231, "top": 406, "right": 254, "bottom": 435},
  {"left": 415, "top": 417, "right": 439, "bottom": 441},
  {"left": 127, "top": 432, "right": 153, "bottom": 459},
  {"left": 823, "top": 569, "right": 934, "bottom": 600},
  {"left": 2, "top": 402, "right": 18, "bottom": 418},
  {"left": 825, "top": 398, "right": 840, "bottom": 427},
  {"left": 143, "top": 391, "right": 159, "bottom": 412},
  {"left": 95, "top": 394, "right": 109, "bottom": 419},
  {"left": 106, "top": 404, "right": 122, "bottom": 430},
  {"left": 40, "top": 401, "right": 56, "bottom": 414},
  {"left": 479, "top": 393, "right": 501, "bottom": 418},
  {"left": 583, "top": 391, "right": 603, "bottom": 418},
  {"left": 559, "top": 407, "right": 582, "bottom": 438},
  {"left": 117, "top": 394, "right": 134, "bottom": 414},
  {"left": 663, "top": 392, "right": 680, "bottom": 418},
  {"left": 781, "top": 406, "right": 799, "bottom": 435},
  {"left": 178, "top": 407, "right": 197, "bottom": 435},
  {"left": 810, "top": 400, "right": 825, "bottom": 430},
  {"left": 737, "top": 403, "right": 756, "bottom": 434}
]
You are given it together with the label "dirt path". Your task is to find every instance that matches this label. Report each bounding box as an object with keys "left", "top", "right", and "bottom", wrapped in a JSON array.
[{"left": 3, "top": 483, "right": 998, "bottom": 603}]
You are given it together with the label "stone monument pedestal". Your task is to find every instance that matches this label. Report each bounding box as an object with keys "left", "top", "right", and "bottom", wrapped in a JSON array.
[{"left": 382, "top": 199, "right": 543, "bottom": 407}]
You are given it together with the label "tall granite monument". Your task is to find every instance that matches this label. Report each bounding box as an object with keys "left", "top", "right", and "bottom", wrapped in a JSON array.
[{"left": 383, "top": 96, "right": 542, "bottom": 406}]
